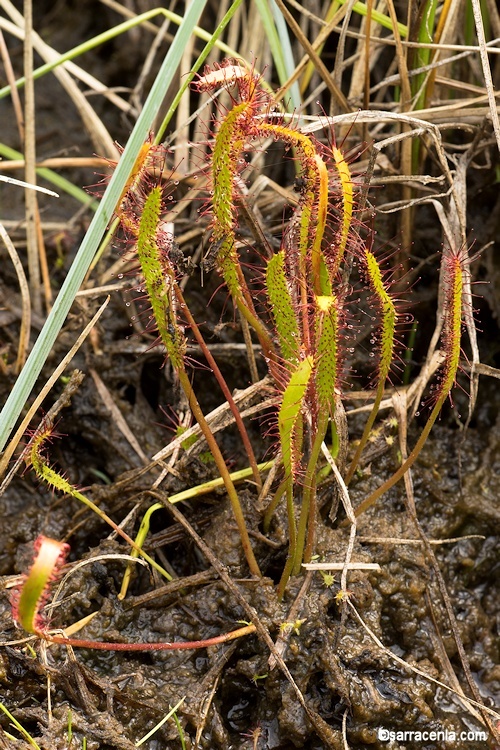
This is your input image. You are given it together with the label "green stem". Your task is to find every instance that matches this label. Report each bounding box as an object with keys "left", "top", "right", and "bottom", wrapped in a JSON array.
[
  {"left": 353, "top": 395, "right": 446, "bottom": 517},
  {"left": 263, "top": 476, "right": 287, "bottom": 533},
  {"left": 176, "top": 368, "right": 262, "bottom": 577},
  {"left": 345, "top": 385, "right": 384, "bottom": 485},
  {"left": 292, "top": 411, "right": 329, "bottom": 575},
  {"left": 170, "top": 461, "right": 274, "bottom": 504},
  {"left": 276, "top": 478, "right": 296, "bottom": 600}
]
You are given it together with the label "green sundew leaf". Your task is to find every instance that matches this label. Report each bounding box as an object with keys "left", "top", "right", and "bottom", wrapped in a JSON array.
[
  {"left": 344, "top": 251, "right": 396, "bottom": 483},
  {"left": 438, "top": 252, "right": 463, "bottom": 404},
  {"left": 310, "top": 153, "right": 331, "bottom": 294},
  {"left": 266, "top": 251, "right": 300, "bottom": 367},
  {"left": 136, "top": 188, "right": 186, "bottom": 370},
  {"left": 315, "top": 296, "right": 339, "bottom": 411},
  {"left": 365, "top": 250, "right": 396, "bottom": 384},
  {"left": 278, "top": 356, "right": 314, "bottom": 479},
  {"left": 0, "top": 0, "right": 209, "bottom": 454},
  {"left": 330, "top": 147, "right": 353, "bottom": 278},
  {"left": 352, "top": 251, "right": 466, "bottom": 515},
  {"left": 209, "top": 98, "right": 274, "bottom": 351},
  {"left": 335, "top": 0, "right": 408, "bottom": 36},
  {"left": 212, "top": 102, "right": 250, "bottom": 237},
  {"left": 30, "top": 430, "right": 173, "bottom": 582},
  {"left": 210, "top": 103, "right": 250, "bottom": 297}
]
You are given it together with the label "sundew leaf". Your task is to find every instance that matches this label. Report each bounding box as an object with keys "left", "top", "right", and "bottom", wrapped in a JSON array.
[
  {"left": 136, "top": 187, "right": 186, "bottom": 370},
  {"left": 329, "top": 146, "right": 354, "bottom": 278},
  {"left": 345, "top": 250, "right": 397, "bottom": 483},
  {"left": 14, "top": 536, "right": 69, "bottom": 635},
  {"left": 315, "top": 295, "right": 339, "bottom": 411},
  {"left": 354, "top": 248, "right": 466, "bottom": 515},
  {"left": 266, "top": 251, "right": 300, "bottom": 367},
  {"left": 365, "top": 250, "right": 397, "bottom": 385},
  {"left": 278, "top": 356, "right": 314, "bottom": 480}
]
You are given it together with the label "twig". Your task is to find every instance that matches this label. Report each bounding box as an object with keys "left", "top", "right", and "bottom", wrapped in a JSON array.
[{"left": 320, "top": 443, "right": 356, "bottom": 595}]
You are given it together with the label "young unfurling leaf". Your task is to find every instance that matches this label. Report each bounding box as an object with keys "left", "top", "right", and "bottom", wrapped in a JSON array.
[{"left": 12, "top": 536, "right": 69, "bottom": 635}]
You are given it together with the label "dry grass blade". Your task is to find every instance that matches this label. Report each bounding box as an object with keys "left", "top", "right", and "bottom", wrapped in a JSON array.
[
  {"left": 0, "top": 0, "right": 119, "bottom": 159},
  {"left": 89, "top": 369, "right": 150, "bottom": 466},
  {"left": 273, "top": 0, "right": 350, "bottom": 112},
  {"left": 21, "top": 0, "right": 42, "bottom": 315},
  {"left": 470, "top": 0, "right": 500, "bottom": 151},
  {"left": 0, "top": 26, "right": 23, "bottom": 138},
  {"left": 346, "top": 598, "right": 500, "bottom": 724},
  {"left": 0, "top": 222, "right": 30, "bottom": 373}
]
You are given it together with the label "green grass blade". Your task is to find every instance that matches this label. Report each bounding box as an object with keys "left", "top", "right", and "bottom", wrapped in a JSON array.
[
  {"left": 0, "top": 0, "right": 209, "bottom": 453},
  {"left": 0, "top": 702, "right": 42, "bottom": 749},
  {"left": 256, "top": 0, "right": 301, "bottom": 110},
  {"left": 335, "top": 0, "right": 407, "bottom": 36}
]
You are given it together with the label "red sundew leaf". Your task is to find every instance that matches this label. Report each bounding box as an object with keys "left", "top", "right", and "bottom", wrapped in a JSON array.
[{"left": 13, "top": 536, "right": 69, "bottom": 635}]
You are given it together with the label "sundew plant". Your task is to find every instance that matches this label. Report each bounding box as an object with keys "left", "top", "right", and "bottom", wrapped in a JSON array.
[{"left": 49, "top": 59, "right": 468, "bottom": 598}]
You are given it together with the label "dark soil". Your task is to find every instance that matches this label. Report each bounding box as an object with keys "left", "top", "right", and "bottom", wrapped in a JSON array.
[{"left": 0, "top": 3, "right": 499, "bottom": 749}]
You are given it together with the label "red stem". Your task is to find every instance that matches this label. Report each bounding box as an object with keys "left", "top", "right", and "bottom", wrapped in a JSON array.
[
  {"left": 175, "top": 287, "right": 263, "bottom": 491},
  {"left": 44, "top": 623, "right": 256, "bottom": 651}
]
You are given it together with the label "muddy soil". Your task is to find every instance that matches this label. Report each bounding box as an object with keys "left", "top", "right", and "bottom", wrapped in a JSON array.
[{"left": 1, "top": 2, "right": 499, "bottom": 749}]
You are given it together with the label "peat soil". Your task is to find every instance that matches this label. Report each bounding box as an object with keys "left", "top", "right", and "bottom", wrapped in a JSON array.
[{"left": 1, "top": 2, "right": 499, "bottom": 749}]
